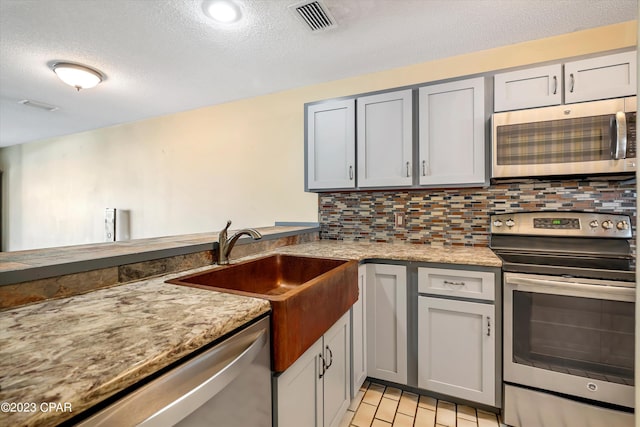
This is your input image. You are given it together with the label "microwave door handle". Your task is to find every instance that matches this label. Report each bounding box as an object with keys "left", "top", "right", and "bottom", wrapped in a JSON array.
[{"left": 612, "top": 111, "right": 628, "bottom": 160}]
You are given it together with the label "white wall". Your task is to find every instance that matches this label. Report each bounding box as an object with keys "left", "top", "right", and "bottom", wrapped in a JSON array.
[
  {"left": 0, "top": 21, "right": 636, "bottom": 251},
  {"left": 0, "top": 95, "right": 319, "bottom": 250}
]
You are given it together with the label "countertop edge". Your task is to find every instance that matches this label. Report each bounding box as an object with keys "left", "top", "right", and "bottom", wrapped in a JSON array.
[{"left": 0, "top": 226, "right": 320, "bottom": 286}]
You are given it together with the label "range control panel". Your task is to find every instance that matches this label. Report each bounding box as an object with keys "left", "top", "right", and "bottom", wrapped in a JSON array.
[{"left": 491, "top": 212, "right": 632, "bottom": 238}]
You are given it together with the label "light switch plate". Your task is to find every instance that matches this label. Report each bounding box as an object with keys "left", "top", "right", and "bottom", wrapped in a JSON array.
[{"left": 105, "top": 208, "right": 116, "bottom": 242}]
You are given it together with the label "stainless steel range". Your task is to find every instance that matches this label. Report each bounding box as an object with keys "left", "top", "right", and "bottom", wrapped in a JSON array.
[{"left": 490, "top": 212, "right": 635, "bottom": 427}]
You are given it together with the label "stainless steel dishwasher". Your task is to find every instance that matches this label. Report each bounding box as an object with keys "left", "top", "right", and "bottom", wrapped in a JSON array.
[{"left": 77, "top": 316, "right": 271, "bottom": 427}]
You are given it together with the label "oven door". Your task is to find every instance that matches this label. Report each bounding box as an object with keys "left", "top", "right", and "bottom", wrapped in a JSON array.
[{"left": 504, "top": 272, "right": 635, "bottom": 408}]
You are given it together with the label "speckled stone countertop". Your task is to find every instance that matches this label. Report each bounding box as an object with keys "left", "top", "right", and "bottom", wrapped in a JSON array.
[
  {"left": 0, "top": 239, "right": 500, "bottom": 426},
  {"left": 271, "top": 240, "right": 503, "bottom": 267},
  {"left": 0, "top": 226, "right": 317, "bottom": 273},
  {"left": 0, "top": 267, "right": 270, "bottom": 427}
]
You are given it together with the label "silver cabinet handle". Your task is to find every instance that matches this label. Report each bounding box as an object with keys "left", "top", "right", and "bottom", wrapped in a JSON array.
[
  {"left": 319, "top": 353, "right": 326, "bottom": 379},
  {"left": 552, "top": 75, "right": 557, "bottom": 95},
  {"left": 406, "top": 161, "right": 410, "bottom": 177},
  {"left": 569, "top": 73, "right": 575, "bottom": 93},
  {"left": 349, "top": 165, "right": 354, "bottom": 180},
  {"left": 612, "top": 111, "right": 628, "bottom": 160},
  {"left": 487, "top": 317, "right": 491, "bottom": 337},
  {"left": 422, "top": 160, "right": 426, "bottom": 176},
  {"left": 443, "top": 280, "right": 465, "bottom": 287}
]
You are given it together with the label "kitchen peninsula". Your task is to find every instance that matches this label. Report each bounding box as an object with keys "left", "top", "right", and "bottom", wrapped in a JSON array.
[{"left": 0, "top": 226, "right": 500, "bottom": 426}]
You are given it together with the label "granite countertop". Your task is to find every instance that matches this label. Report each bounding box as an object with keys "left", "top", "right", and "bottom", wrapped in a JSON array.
[
  {"left": 0, "top": 267, "right": 271, "bottom": 427},
  {"left": 271, "top": 240, "right": 503, "bottom": 267},
  {"left": 0, "top": 240, "right": 500, "bottom": 426},
  {"left": 0, "top": 225, "right": 318, "bottom": 285}
]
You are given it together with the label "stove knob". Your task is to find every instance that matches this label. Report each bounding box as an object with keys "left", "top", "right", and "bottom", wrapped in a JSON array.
[
  {"left": 601, "top": 220, "right": 614, "bottom": 230},
  {"left": 505, "top": 219, "right": 515, "bottom": 228},
  {"left": 616, "top": 220, "right": 629, "bottom": 230},
  {"left": 493, "top": 220, "right": 503, "bottom": 227},
  {"left": 589, "top": 220, "right": 599, "bottom": 229}
]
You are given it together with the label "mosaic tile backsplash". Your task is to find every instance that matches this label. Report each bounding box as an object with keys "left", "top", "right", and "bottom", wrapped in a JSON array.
[{"left": 319, "top": 179, "right": 636, "bottom": 247}]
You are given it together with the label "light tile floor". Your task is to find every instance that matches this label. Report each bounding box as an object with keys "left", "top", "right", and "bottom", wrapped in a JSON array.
[{"left": 341, "top": 381, "right": 503, "bottom": 427}]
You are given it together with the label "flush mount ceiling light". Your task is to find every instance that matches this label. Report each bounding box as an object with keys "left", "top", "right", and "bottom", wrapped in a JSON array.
[
  {"left": 203, "top": 0, "right": 242, "bottom": 23},
  {"left": 52, "top": 62, "right": 103, "bottom": 91}
]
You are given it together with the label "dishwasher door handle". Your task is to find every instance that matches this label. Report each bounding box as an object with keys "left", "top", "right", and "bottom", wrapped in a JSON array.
[{"left": 77, "top": 319, "right": 269, "bottom": 427}]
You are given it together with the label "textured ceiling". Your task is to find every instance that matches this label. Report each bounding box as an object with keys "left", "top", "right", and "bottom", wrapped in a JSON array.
[{"left": 0, "top": 0, "right": 637, "bottom": 147}]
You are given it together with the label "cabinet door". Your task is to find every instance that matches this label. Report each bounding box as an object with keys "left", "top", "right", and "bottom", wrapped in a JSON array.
[
  {"left": 418, "top": 77, "right": 485, "bottom": 186},
  {"left": 276, "top": 339, "right": 323, "bottom": 427},
  {"left": 357, "top": 90, "right": 413, "bottom": 188},
  {"left": 351, "top": 264, "right": 367, "bottom": 398},
  {"left": 323, "top": 312, "right": 351, "bottom": 427},
  {"left": 307, "top": 99, "right": 356, "bottom": 190},
  {"left": 418, "top": 297, "right": 495, "bottom": 406},
  {"left": 565, "top": 51, "right": 637, "bottom": 104},
  {"left": 366, "top": 264, "right": 407, "bottom": 384},
  {"left": 494, "top": 64, "right": 562, "bottom": 111}
]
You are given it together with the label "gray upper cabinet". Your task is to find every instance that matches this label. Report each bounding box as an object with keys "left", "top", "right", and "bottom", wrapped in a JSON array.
[
  {"left": 306, "top": 99, "right": 356, "bottom": 190},
  {"left": 494, "top": 51, "right": 637, "bottom": 112},
  {"left": 494, "top": 64, "right": 562, "bottom": 112},
  {"left": 418, "top": 77, "right": 486, "bottom": 186},
  {"left": 357, "top": 89, "right": 413, "bottom": 188},
  {"left": 564, "top": 51, "right": 637, "bottom": 104}
]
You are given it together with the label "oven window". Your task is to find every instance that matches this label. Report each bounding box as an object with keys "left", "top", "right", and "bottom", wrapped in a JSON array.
[
  {"left": 512, "top": 291, "right": 634, "bottom": 386},
  {"left": 496, "top": 114, "right": 613, "bottom": 165}
]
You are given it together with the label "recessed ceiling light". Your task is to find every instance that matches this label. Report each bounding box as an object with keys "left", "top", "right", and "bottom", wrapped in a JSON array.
[
  {"left": 52, "top": 62, "right": 104, "bottom": 91},
  {"left": 203, "top": 0, "right": 242, "bottom": 23}
]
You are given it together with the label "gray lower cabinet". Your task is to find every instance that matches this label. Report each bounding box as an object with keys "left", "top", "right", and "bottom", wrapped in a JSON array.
[
  {"left": 417, "top": 266, "right": 498, "bottom": 407},
  {"left": 365, "top": 263, "right": 408, "bottom": 385},
  {"left": 274, "top": 312, "right": 351, "bottom": 427},
  {"left": 418, "top": 297, "right": 495, "bottom": 406}
]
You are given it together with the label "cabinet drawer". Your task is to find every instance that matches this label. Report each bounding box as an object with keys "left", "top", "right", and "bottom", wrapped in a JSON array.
[{"left": 418, "top": 267, "right": 494, "bottom": 301}]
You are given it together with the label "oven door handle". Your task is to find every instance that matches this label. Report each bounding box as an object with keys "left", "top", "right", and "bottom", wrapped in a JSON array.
[{"left": 506, "top": 275, "right": 635, "bottom": 302}]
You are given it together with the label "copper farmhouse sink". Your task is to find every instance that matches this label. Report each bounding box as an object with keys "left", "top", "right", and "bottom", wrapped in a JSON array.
[{"left": 168, "top": 254, "right": 358, "bottom": 372}]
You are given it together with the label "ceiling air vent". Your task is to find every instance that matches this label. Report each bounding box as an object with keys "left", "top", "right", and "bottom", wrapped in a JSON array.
[
  {"left": 290, "top": 0, "right": 337, "bottom": 32},
  {"left": 18, "top": 99, "right": 59, "bottom": 112}
]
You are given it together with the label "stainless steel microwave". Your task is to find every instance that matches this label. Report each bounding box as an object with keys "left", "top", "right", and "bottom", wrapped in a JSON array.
[{"left": 492, "top": 96, "right": 636, "bottom": 178}]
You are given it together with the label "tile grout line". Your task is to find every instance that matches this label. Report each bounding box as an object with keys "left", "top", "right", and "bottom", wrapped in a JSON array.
[{"left": 345, "top": 380, "right": 500, "bottom": 427}]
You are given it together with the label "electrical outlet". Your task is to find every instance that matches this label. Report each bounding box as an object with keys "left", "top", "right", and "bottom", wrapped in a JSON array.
[{"left": 394, "top": 212, "right": 405, "bottom": 227}]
